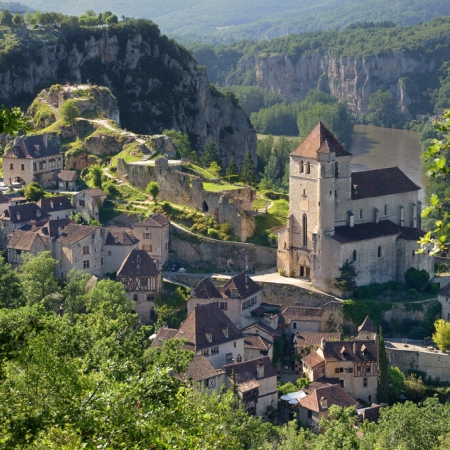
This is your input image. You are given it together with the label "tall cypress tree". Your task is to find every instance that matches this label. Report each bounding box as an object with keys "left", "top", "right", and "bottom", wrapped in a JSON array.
[
  {"left": 240, "top": 151, "right": 257, "bottom": 185},
  {"left": 377, "top": 326, "right": 389, "bottom": 404}
]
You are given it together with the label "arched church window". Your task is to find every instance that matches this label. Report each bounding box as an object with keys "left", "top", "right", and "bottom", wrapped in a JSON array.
[
  {"left": 306, "top": 162, "right": 310, "bottom": 174},
  {"left": 378, "top": 246, "right": 382, "bottom": 258},
  {"left": 352, "top": 250, "right": 357, "bottom": 262},
  {"left": 300, "top": 161, "right": 304, "bottom": 173},
  {"left": 302, "top": 214, "right": 307, "bottom": 247},
  {"left": 335, "top": 161, "right": 339, "bottom": 177}
]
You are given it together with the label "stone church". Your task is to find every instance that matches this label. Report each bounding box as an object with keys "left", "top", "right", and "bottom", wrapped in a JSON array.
[{"left": 276, "top": 122, "right": 433, "bottom": 294}]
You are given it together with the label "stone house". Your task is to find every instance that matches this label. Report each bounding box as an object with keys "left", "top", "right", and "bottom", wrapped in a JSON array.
[
  {"left": 173, "top": 303, "right": 245, "bottom": 369},
  {"left": 52, "top": 170, "right": 79, "bottom": 191},
  {"left": 7, "top": 230, "right": 48, "bottom": 267},
  {"left": 72, "top": 188, "right": 107, "bottom": 222},
  {"left": 52, "top": 224, "right": 105, "bottom": 279},
  {"left": 187, "top": 273, "right": 263, "bottom": 329},
  {"left": 132, "top": 214, "right": 170, "bottom": 268},
  {"left": 357, "top": 316, "right": 378, "bottom": 340},
  {"left": 116, "top": 249, "right": 161, "bottom": 324},
  {"left": 279, "top": 301, "right": 343, "bottom": 334},
  {"left": 276, "top": 122, "right": 434, "bottom": 294},
  {"left": 302, "top": 338, "right": 378, "bottom": 403},
  {"left": 2, "top": 135, "right": 64, "bottom": 186},
  {"left": 244, "top": 335, "right": 273, "bottom": 361},
  {"left": 297, "top": 382, "right": 358, "bottom": 428},
  {"left": 241, "top": 321, "right": 283, "bottom": 347},
  {"left": 0, "top": 203, "right": 50, "bottom": 249},
  {"left": 37, "top": 196, "right": 75, "bottom": 220},
  {"left": 294, "top": 331, "right": 341, "bottom": 374},
  {"left": 103, "top": 226, "right": 139, "bottom": 274},
  {"left": 437, "top": 283, "right": 450, "bottom": 322},
  {"left": 223, "top": 356, "right": 278, "bottom": 417}
]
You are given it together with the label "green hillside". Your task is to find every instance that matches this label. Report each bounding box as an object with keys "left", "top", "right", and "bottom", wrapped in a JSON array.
[{"left": 16, "top": 0, "right": 450, "bottom": 43}]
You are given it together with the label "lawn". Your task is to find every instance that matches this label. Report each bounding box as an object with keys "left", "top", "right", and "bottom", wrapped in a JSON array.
[
  {"left": 185, "top": 163, "right": 217, "bottom": 180},
  {"left": 110, "top": 146, "right": 146, "bottom": 167}
]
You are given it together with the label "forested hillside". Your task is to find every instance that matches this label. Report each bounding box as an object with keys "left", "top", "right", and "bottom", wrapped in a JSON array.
[
  {"left": 14, "top": 0, "right": 450, "bottom": 43},
  {"left": 192, "top": 18, "right": 450, "bottom": 120}
]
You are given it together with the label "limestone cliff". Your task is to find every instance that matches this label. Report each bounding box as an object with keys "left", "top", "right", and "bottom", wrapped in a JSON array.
[
  {"left": 0, "top": 22, "right": 255, "bottom": 168},
  {"left": 239, "top": 50, "right": 435, "bottom": 118}
]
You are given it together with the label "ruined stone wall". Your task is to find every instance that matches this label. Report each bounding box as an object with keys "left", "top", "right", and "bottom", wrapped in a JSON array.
[
  {"left": 169, "top": 224, "right": 276, "bottom": 270},
  {"left": 118, "top": 158, "right": 256, "bottom": 241}
]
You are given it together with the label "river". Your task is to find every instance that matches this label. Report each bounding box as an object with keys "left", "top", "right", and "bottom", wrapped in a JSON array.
[{"left": 350, "top": 124, "right": 426, "bottom": 201}]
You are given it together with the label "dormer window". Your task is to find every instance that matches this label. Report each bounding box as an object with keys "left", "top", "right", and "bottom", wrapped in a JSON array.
[
  {"left": 16, "top": 212, "right": 21, "bottom": 221},
  {"left": 340, "top": 346, "right": 348, "bottom": 358},
  {"left": 36, "top": 210, "right": 41, "bottom": 218},
  {"left": 205, "top": 329, "right": 213, "bottom": 343},
  {"left": 222, "top": 326, "right": 229, "bottom": 338}
]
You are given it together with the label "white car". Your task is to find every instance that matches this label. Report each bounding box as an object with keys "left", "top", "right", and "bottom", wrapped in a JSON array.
[{"left": 178, "top": 268, "right": 186, "bottom": 273}]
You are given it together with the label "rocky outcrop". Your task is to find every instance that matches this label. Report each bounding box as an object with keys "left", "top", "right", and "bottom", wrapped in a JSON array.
[
  {"left": 0, "top": 23, "right": 255, "bottom": 168},
  {"left": 239, "top": 50, "right": 435, "bottom": 118}
]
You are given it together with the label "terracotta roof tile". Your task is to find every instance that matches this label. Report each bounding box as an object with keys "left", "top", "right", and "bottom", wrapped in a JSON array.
[
  {"left": 295, "top": 332, "right": 341, "bottom": 349},
  {"left": 291, "top": 122, "right": 351, "bottom": 159},
  {"left": 174, "top": 303, "right": 244, "bottom": 352},
  {"left": 54, "top": 223, "right": 98, "bottom": 245},
  {"left": 4, "top": 135, "right": 60, "bottom": 159},
  {"left": 302, "top": 352, "right": 325, "bottom": 369},
  {"left": 117, "top": 249, "right": 160, "bottom": 277},
  {"left": 52, "top": 170, "right": 78, "bottom": 182},
  {"left": 299, "top": 384, "right": 358, "bottom": 412},
  {"left": 244, "top": 335, "right": 272, "bottom": 350},
  {"left": 150, "top": 327, "right": 178, "bottom": 348},
  {"left": 358, "top": 316, "right": 377, "bottom": 333},
  {"left": 241, "top": 321, "right": 283, "bottom": 339},
  {"left": 36, "top": 218, "right": 74, "bottom": 237},
  {"left": 176, "top": 355, "right": 220, "bottom": 382},
  {"left": 280, "top": 306, "right": 323, "bottom": 324},
  {"left": 321, "top": 340, "right": 377, "bottom": 362},
  {"left": 134, "top": 213, "right": 170, "bottom": 228},
  {"left": 7, "top": 230, "right": 43, "bottom": 251},
  {"left": 105, "top": 226, "right": 138, "bottom": 246},
  {"left": 351, "top": 167, "right": 420, "bottom": 200},
  {"left": 83, "top": 188, "right": 106, "bottom": 198},
  {"left": 223, "top": 356, "right": 277, "bottom": 392},
  {"left": 332, "top": 220, "right": 401, "bottom": 244}
]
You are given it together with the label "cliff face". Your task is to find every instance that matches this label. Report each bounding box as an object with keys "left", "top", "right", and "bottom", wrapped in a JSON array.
[
  {"left": 240, "top": 50, "right": 435, "bottom": 118},
  {"left": 0, "top": 24, "right": 255, "bottom": 168}
]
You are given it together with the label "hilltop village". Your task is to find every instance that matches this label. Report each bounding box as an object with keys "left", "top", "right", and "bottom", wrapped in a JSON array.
[{"left": 1, "top": 80, "right": 447, "bottom": 430}]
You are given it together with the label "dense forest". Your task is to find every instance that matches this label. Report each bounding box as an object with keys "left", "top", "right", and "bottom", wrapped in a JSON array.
[{"left": 11, "top": 0, "right": 450, "bottom": 43}]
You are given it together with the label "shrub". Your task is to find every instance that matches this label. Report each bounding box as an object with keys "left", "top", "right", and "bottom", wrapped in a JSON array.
[
  {"left": 405, "top": 267, "right": 429, "bottom": 290},
  {"left": 428, "top": 282, "right": 439, "bottom": 294}
]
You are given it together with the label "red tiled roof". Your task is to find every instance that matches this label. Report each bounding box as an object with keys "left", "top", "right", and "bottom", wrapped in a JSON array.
[
  {"left": 299, "top": 384, "right": 358, "bottom": 412},
  {"left": 54, "top": 224, "right": 98, "bottom": 245},
  {"left": 244, "top": 335, "right": 272, "bottom": 351},
  {"left": 291, "top": 122, "right": 351, "bottom": 159},
  {"left": 295, "top": 332, "right": 341, "bottom": 349},
  {"left": 150, "top": 327, "right": 179, "bottom": 348},
  {"left": 351, "top": 167, "right": 419, "bottom": 200},
  {"left": 134, "top": 213, "right": 170, "bottom": 228},
  {"left": 241, "top": 321, "right": 283, "bottom": 339},
  {"left": 105, "top": 226, "right": 138, "bottom": 246},
  {"left": 52, "top": 170, "right": 78, "bottom": 182},
  {"left": 175, "top": 355, "right": 219, "bottom": 382},
  {"left": 302, "top": 352, "right": 325, "bottom": 369},
  {"left": 83, "top": 188, "right": 106, "bottom": 198},
  {"left": 7, "top": 230, "right": 43, "bottom": 251},
  {"left": 280, "top": 306, "right": 323, "bottom": 324}
]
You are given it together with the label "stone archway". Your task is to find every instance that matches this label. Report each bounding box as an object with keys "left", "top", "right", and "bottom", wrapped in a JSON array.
[
  {"left": 202, "top": 201, "right": 209, "bottom": 212},
  {"left": 13, "top": 176, "right": 26, "bottom": 185},
  {"left": 298, "top": 253, "right": 311, "bottom": 279}
]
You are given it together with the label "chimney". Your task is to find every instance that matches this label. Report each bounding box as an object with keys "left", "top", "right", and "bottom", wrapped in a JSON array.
[
  {"left": 256, "top": 361, "right": 264, "bottom": 379},
  {"left": 321, "top": 337, "right": 326, "bottom": 349},
  {"left": 320, "top": 397, "right": 328, "bottom": 410},
  {"left": 43, "top": 134, "right": 48, "bottom": 148}
]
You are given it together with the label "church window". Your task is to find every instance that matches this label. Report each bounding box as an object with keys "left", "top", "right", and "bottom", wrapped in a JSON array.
[
  {"left": 384, "top": 204, "right": 388, "bottom": 216},
  {"left": 412, "top": 250, "right": 415, "bottom": 258},
  {"left": 300, "top": 161, "right": 304, "bottom": 173},
  {"left": 302, "top": 214, "right": 307, "bottom": 247},
  {"left": 306, "top": 162, "right": 310, "bottom": 174},
  {"left": 335, "top": 161, "right": 339, "bottom": 177},
  {"left": 363, "top": 378, "right": 368, "bottom": 387},
  {"left": 359, "top": 208, "right": 363, "bottom": 219},
  {"left": 378, "top": 246, "right": 382, "bottom": 258},
  {"left": 352, "top": 250, "right": 357, "bottom": 262},
  {"left": 335, "top": 189, "right": 338, "bottom": 198}
]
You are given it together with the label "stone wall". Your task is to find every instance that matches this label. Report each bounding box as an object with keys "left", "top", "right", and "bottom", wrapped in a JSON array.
[
  {"left": 119, "top": 157, "right": 256, "bottom": 241},
  {"left": 169, "top": 224, "right": 276, "bottom": 270}
]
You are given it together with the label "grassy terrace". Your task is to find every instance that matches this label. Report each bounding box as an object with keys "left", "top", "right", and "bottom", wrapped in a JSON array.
[
  {"left": 202, "top": 182, "right": 242, "bottom": 192},
  {"left": 184, "top": 163, "right": 217, "bottom": 180}
]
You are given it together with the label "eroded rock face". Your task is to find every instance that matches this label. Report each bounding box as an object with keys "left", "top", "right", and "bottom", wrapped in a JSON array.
[
  {"left": 1, "top": 26, "right": 255, "bottom": 168},
  {"left": 239, "top": 50, "right": 435, "bottom": 118}
]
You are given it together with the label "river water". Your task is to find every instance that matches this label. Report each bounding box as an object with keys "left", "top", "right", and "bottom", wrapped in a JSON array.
[{"left": 350, "top": 124, "right": 426, "bottom": 201}]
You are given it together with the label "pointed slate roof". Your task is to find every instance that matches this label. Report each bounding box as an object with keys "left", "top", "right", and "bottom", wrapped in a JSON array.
[
  {"left": 37, "top": 196, "right": 74, "bottom": 213},
  {"left": 358, "top": 316, "right": 377, "bottom": 334},
  {"left": 54, "top": 224, "right": 99, "bottom": 245},
  {"left": 174, "top": 303, "right": 244, "bottom": 352},
  {"left": 0, "top": 192, "right": 9, "bottom": 204},
  {"left": 1, "top": 203, "right": 50, "bottom": 224},
  {"left": 290, "top": 122, "right": 351, "bottom": 159},
  {"left": 193, "top": 277, "right": 222, "bottom": 299},
  {"left": 52, "top": 170, "right": 78, "bottom": 182},
  {"left": 117, "top": 249, "right": 160, "bottom": 277},
  {"left": 222, "top": 272, "right": 262, "bottom": 298},
  {"left": 4, "top": 135, "right": 60, "bottom": 159}
]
